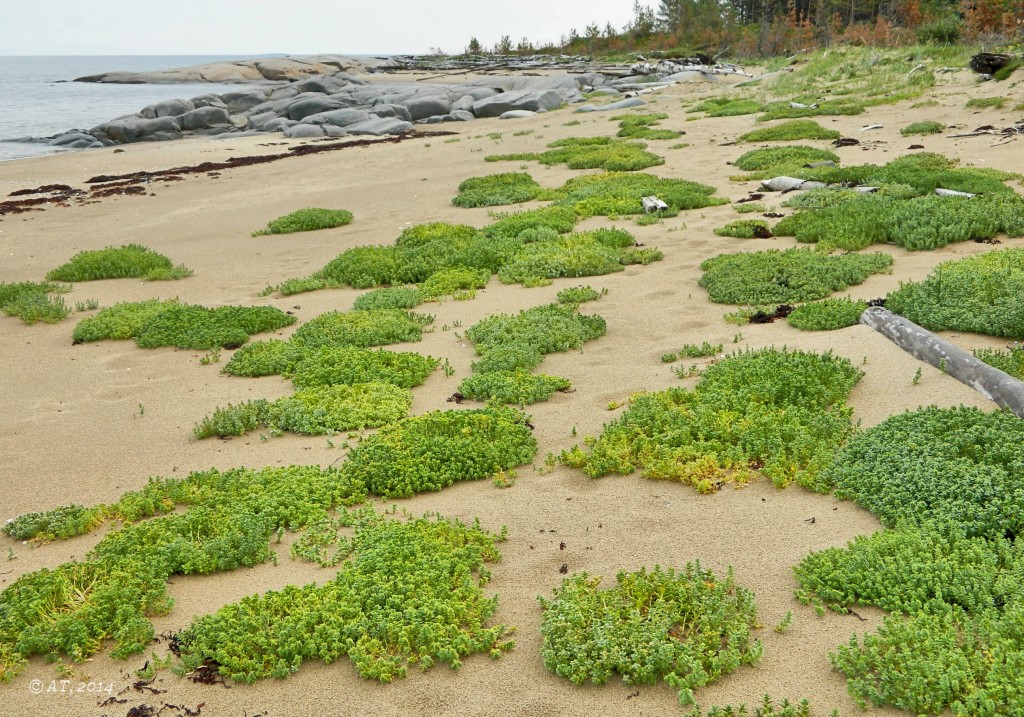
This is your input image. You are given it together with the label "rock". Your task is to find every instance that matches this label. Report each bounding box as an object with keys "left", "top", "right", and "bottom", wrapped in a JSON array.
[
  {"left": 283, "top": 124, "right": 326, "bottom": 138},
  {"left": 286, "top": 96, "right": 344, "bottom": 121},
  {"left": 370, "top": 104, "right": 413, "bottom": 122},
  {"left": 400, "top": 95, "right": 451, "bottom": 121},
  {"left": 449, "top": 109, "right": 476, "bottom": 121},
  {"left": 499, "top": 110, "right": 537, "bottom": 119},
  {"left": 302, "top": 108, "right": 371, "bottom": 127},
  {"left": 92, "top": 116, "right": 181, "bottom": 143},
  {"left": 473, "top": 89, "right": 562, "bottom": 118},
  {"left": 220, "top": 90, "right": 269, "bottom": 113},
  {"left": 190, "top": 94, "right": 228, "bottom": 109},
  {"left": 760, "top": 176, "right": 826, "bottom": 191},
  {"left": 344, "top": 117, "right": 413, "bottom": 135},
  {"left": 663, "top": 70, "right": 719, "bottom": 83},
  {"left": 323, "top": 126, "right": 349, "bottom": 138},
  {"left": 179, "top": 106, "right": 231, "bottom": 131},
  {"left": 585, "top": 87, "right": 622, "bottom": 97},
  {"left": 47, "top": 130, "right": 106, "bottom": 148},
  {"left": 574, "top": 97, "right": 646, "bottom": 113},
  {"left": 262, "top": 117, "right": 297, "bottom": 132},
  {"left": 229, "top": 115, "right": 249, "bottom": 129},
  {"left": 140, "top": 98, "right": 194, "bottom": 118},
  {"left": 246, "top": 111, "right": 281, "bottom": 130},
  {"left": 451, "top": 94, "right": 476, "bottom": 113}
]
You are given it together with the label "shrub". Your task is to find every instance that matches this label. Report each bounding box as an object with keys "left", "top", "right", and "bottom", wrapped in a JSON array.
[
  {"left": 733, "top": 146, "right": 840, "bottom": 173},
  {"left": 340, "top": 406, "right": 538, "bottom": 498},
  {"left": 901, "top": 120, "right": 944, "bottom": 136},
  {"left": 351, "top": 285, "right": 424, "bottom": 311},
  {"left": 556, "top": 285, "right": 603, "bottom": 304},
  {"left": 698, "top": 248, "right": 893, "bottom": 304},
  {"left": 46, "top": 244, "right": 191, "bottom": 281},
  {"left": 451, "top": 172, "right": 549, "bottom": 207},
  {"left": 678, "top": 341, "right": 723, "bottom": 358},
  {"left": 0, "top": 281, "right": 70, "bottom": 324},
  {"left": 886, "top": 248, "right": 1024, "bottom": 337},
  {"left": 738, "top": 120, "right": 840, "bottom": 142},
  {"left": 252, "top": 208, "right": 353, "bottom": 236},
  {"left": 487, "top": 136, "right": 665, "bottom": 171},
  {"left": 554, "top": 172, "right": 726, "bottom": 217},
  {"left": 786, "top": 298, "right": 867, "bottom": 331},
  {"left": 916, "top": 16, "right": 962, "bottom": 43},
  {"left": 561, "top": 348, "right": 862, "bottom": 491},
  {"left": 458, "top": 371, "right": 571, "bottom": 404},
  {"left": 291, "top": 309, "right": 432, "bottom": 349},
  {"left": 713, "top": 219, "right": 772, "bottom": 238},
  {"left": 538, "top": 564, "right": 761, "bottom": 705}
]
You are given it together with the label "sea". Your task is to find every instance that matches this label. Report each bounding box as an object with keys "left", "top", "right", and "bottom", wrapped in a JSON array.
[{"left": 0, "top": 55, "right": 274, "bottom": 162}]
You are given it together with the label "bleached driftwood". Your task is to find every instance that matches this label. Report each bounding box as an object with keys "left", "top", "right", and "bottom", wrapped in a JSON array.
[
  {"left": 760, "top": 176, "right": 827, "bottom": 191},
  {"left": 641, "top": 196, "right": 668, "bottom": 213},
  {"left": 860, "top": 307, "right": 1024, "bottom": 417},
  {"left": 935, "top": 188, "right": 975, "bottom": 197}
]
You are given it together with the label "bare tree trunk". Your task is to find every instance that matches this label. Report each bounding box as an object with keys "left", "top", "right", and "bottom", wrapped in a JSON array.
[{"left": 860, "top": 307, "right": 1024, "bottom": 418}]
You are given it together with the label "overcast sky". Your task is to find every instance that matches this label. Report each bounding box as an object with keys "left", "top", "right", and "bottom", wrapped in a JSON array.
[{"left": 4, "top": 1, "right": 655, "bottom": 56}]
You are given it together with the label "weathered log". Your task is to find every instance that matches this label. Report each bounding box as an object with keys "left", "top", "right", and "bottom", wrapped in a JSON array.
[{"left": 860, "top": 307, "right": 1024, "bottom": 417}]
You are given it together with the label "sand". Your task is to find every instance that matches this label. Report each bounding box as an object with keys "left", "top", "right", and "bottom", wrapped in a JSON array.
[{"left": 0, "top": 65, "right": 1019, "bottom": 717}]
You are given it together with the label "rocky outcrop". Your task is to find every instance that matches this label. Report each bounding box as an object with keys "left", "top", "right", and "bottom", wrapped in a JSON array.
[{"left": 73, "top": 55, "right": 392, "bottom": 84}]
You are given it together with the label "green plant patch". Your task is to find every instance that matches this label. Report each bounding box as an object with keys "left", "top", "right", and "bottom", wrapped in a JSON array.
[
  {"left": 690, "top": 97, "right": 765, "bottom": 117},
  {"left": 0, "top": 281, "right": 71, "bottom": 324},
  {"left": 538, "top": 564, "right": 761, "bottom": 706},
  {"left": 901, "top": 120, "right": 944, "bottom": 136},
  {"left": 756, "top": 100, "right": 865, "bottom": 122},
  {"left": 291, "top": 309, "right": 432, "bottom": 349},
  {"left": 561, "top": 348, "right": 861, "bottom": 492},
  {"left": 738, "top": 120, "right": 840, "bottom": 142},
  {"left": 684, "top": 695, "right": 822, "bottom": 717},
  {"left": 458, "top": 371, "right": 571, "bottom": 405},
  {"left": 175, "top": 509, "right": 513, "bottom": 683},
  {"left": 71, "top": 299, "right": 295, "bottom": 349},
  {"left": 339, "top": 406, "right": 538, "bottom": 498},
  {"left": 698, "top": 248, "right": 892, "bottom": 304},
  {"left": 713, "top": 219, "right": 772, "bottom": 239},
  {"left": 556, "top": 285, "right": 603, "bottom": 304},
  {"left": 451, "top": 172, "right": 551, "bottom": 208},
  {"left": 886, "top": 248, "right": 1024, "bottom": 337},
  {"left": 554, "top": 172, "right": 726, "bottom": 217},
  {"left": 678, "top": 341, "right": 723, "bottom": 358},
  {"left": 289, "top": 346, "right": 438, "bottom": 389},
  {"left": 786, "top": 298, "right": 867, "bottom": 331},
  {"left": 0, "top": 464, "right": 366, "bottom": 678},
  {"left": 352, "top": 285, "right": 424, "bottom": 311},
  {"left": 483, "top": 205, "right": 579, "bottom": 240},
  {"left": 252, "top": 208, "right": 353, "bottom": 236},
  {"left": 486, "top": 136, "right": 664, "bottom": 172},
  {"left": 467, "top": 303, "right": 606, "bottom": 360},
  {"left": 194, "top": 382, "right": 412, "bottom": 438},
  {"left": 965, "top": 96, "right": 1007, "bottom": 109},
  {"left": 973, "top": 345, "right": 1024, "bottom": 379},
  {"left": 613, "top": 112, "right": 682, "bottom": 140},
  {"left": 733, "top": 202, "right": 766, "bottom": 214},
  {"left": 497, "top": 229, "right": 659, "bottom": 286},
  {"left": 46, "top": 244, "right": 192, "bottom": 282},
  {"left": 420, "top": 265, "right": 490, "bottom": 300},
  {"left": 222, "top": 339, "right": 302, "bottom": 377},
  {"left": 733, "top": 146, "right": 840, "bottom": 175},
  {"left": 821, "top": 405, "right": 1024, "bottom": 538}
]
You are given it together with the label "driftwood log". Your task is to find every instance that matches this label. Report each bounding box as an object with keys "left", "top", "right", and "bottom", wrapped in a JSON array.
[{"left": 860, "top": 307, "right": 1024, "bottom": 417}]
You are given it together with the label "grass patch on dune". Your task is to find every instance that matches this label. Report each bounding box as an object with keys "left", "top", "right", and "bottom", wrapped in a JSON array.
[
  {"left": 973, "top": 345, "right": 1024, "bottom": 380},
  {"left": 738, "top": 120, "right": 840, "bottom": 142},
  {"left": 553, "top": 172, "right": 726, "bottom": 217},
  {"left": 689, "top": 97, "right": 765, "bottom": 117},
  {"left": 252, "top": 208, "right": 353, "bottom": 236},
  {"left": 786, "top": 298, "right": 867, "bottom": 331},
  {"left": 733, "top": 146, "right": 840, "bottom": 175},
  {"left": 0, "top": 281, "right": 71, "bottom": 324},
  {"left": 486, "top": 136, "right": 664, "bottom": 172},
  {"left": 613, "top": 112, "right": 682, "bottom": 140},
  {"left": 714, "top": 219, "right": 772, "bottom": 238},
  {"left": 497, "top": 228, "right": 660, "bottom": 286},
  {"left": 901, "top": 120, "right": 944, "bottom": 136},
  {"left": 46, "top": 244, "right": 192, "bottom": 282},
  {"left": 352, "top": 285, "right": 424, "bottom": 311},
  {"left": 451, "top": 172, "right": 554, "bottom": 208},
  {"left": 965, "top": 96, "right": 1007, "bottom": 109}
]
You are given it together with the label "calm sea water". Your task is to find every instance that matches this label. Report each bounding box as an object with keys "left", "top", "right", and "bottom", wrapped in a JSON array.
[{"left": 0, "top": 55, "right": 273, "bottom": 161}]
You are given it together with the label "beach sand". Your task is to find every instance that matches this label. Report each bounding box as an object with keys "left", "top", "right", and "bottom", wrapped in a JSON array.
[{"left": 0, "top": 65, "right": 1019, "bottom": 717}]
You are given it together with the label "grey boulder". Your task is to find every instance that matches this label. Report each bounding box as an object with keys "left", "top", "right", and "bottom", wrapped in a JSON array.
[
  {"left": 92, "top": 116, "right": 182, "bottom": 143},
  {"left": 400, "top": 95, "right": 451, "bottom": 121},
  {"left": 473, "top": 89, "right": 562, "bottom": 118},
  {"left": 285, "top": 96, "right": 343, "bottom": 120},
  {"left": 180, "top": 106, "right": 231, "bottom": 130},
  {"left": 220, "top": 90, "right": 269, "bottom": 113},
  {"left": 370, "top": 104, "right": 413, "bottom": 122},
  {"left": 344, "top": 117, "right": 413, "bottom": 135},
  {"left": 303, "top": 108, "right": 371, "bottom": 127},
  {"left": 141, "top": 99, "right": 194, "bottom": 119},
  {"left": 499, "top": 110, "right": 537, "bottom": 119}
]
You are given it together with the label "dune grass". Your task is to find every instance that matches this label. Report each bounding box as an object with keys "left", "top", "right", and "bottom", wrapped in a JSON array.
[
  {"left": 46, "top": 244, "right": 192, "bottom": 282},
  {"left": 252, "top": 208, "right": 353, "bottom": 236}
]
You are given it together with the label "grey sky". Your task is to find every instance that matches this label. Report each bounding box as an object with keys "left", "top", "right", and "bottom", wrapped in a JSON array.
[{"left": 6, "top": 1, "right": 653, "bottom": 55}]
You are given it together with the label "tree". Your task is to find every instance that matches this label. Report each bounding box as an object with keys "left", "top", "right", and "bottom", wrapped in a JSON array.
[{"left": 467, "top": 37, "right": 483, "bottom": 54}]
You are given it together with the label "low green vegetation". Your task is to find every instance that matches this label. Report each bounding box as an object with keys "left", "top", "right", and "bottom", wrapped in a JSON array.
[
  {"left": 496, "top": 228, "right": 660, "bottom": 286},
  {"left": 340, "top": 406, "right": 538, "bottom": 498},
  {"left": 561, "top": 348, "right": 861, "bottom": 492},
  {"left": 965, "top": 96, "right": 1007, "bottom": 109},
  {"left": 0, "top": 281, "right": 70, "bottom": 324},
  {"left": 901, "top": 120, "right": 944, "bottom": 136},
  {"left": 614, "top": 112, "right": 682, "bottom": 140},
  {"left": 698, "top": 248, "right": 893, "bottom": 304},
  {"left": 661, "top": 342, "right": 723, "bottom": 363},
  {"left": 252, "top": 208, "right": 353, "bottom": 236},
  {"left": 553, "top": 172, "right": 726, "bottom": 217},
  {"left": 973, "top": 345, "right": 1024, "bottom": 379},
  {"left": 713, "top": 219, "right": 771, "bottom": 238},
  {"left": 886, "top": 248, "right": 1024, "bottom": 338},
  {"left": 794, "top": 153, "right": 1017, "bottom": 196},
  {"left": 685, "top": 696, "right": 827, "bottom": 717},
  {"left": 71, "top": 299, "right": 295, "bottom": 349},
  {"left": 46, "top": 244, "right": 192, "bottom": 281},
  {"left": 420, "top": 265, "right": 490, "bottom": 300},
  {"left": 538, "top": 564, "right": 762, "bottom": 706},
  {"left": 689, "top": 97, "right": 765, "bottom": 117},
  {"left": 738, "top": 120, "right": 840, "bottom": 142},
  {"left": 757, "top": 100, "right": 865, "bottom": 122},
  {"left": 194, "top": 382, "right": 413, "bottom": 438},
  {"left": 458, "top": 371, "right": 571, "bottom": 405},
  {"left": 733, "top": 146, "right": 840, "bottom": 175},
  {"left": 451, "top": 172, "right": 553, "bottom": 208},
  {"left": 486, "top": 136, "right": 664, "bottom": 172},
  {"left": 291, "top": 308, "right": 432, "bottom": 349},
  {"left": 786, "top": 298, "right": 868, "bottom": 331},
  {"left": 288, "top": 346, "right": 438, "bottom": 390},
  {"left": 352, "top": 285, "right": 424, "bottom": 311},
  {"left": 556, "top": 285, "right": 603, "bottom": 304},
  {"left": 733, "top": 202, "right": 766, "bottom": 214}
]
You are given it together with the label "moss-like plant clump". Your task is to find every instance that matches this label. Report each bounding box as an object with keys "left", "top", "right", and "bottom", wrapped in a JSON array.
[
  {"left": 738, "top": 120, "right": 841, "bottom": 142},
  {"left": 973, "top": 345, "right": 1024, "bottom": 379},
  {"left": 352, "top": 285, "right": 424, "bottom": 311},
  {"left": 451, "top": 172, "right": 551, "bottom": 208},
  {"left": 756, "top": 100, "right": 865, "bottom": 122},
  {"left": 0, "top": 281, "right": 71, "bottom": 324},
  {"left": 901, "top": 120, "right": 944, "bottom": 136},
  {"left": 339, "top": 406, "right": 538, "bottom": 498},
  {"left": 72, "top": 299, "right": 295, "bottom": 349},
  {"left": 420, "top": 266, "right": 490, "bottom": 300},
  {"left": 483, "top": 206, "right": 578, "bottom": 240},
  {"left": 886, "top": 248, "right": 1024, "bottom": 337},
  {"left": 252, "top": 208, "right": 353, "bottom": 236},
  {"left": 965, "top": 96, "right": 1007, "bottom": 109},
  {"left": 556, "top": 285, "right": 603, "bottom": 304},
  {"left": 46, "top": 244, "right": 192, "bottom": 282},
  {"left": 538, "top": 564, "right": 762, "bottom": 706},
  {"left": 289, "top": 346, "right": 438, "bottom": 389},
  {"left": 690, "top": 97, "right": 765, "bottom": 117},
  {"left": 562, "top": 348, "right": 861, "bottom": 492},
  {"left": 292, "top": 309, "right": 433, "bottom": 349},
  {"left": 713, "top": 219, "right": 772, "bottom": 238},
  {"left": 554, "top": 172, "right": 726, "bottom": 217},
  {"left": 614, "top": 112, "right": 682, "bottom": 140},
  {"left": 486, "top": 136, "right": 664, "bottom": 172},
  {"left": 458, "top": 371, "right": 571, "bottom": 405},
  {"left": 497, "top": 228, "right": 660, "bottom": 286},
  {"left": 786, "top": 298, "right": 868, "bottom": 331},
  {"left": 733, "top": 146, "right": 840, "bottom": 174},
  {"left": 698, "top": 248, "right": 892, "bottom": 304}
]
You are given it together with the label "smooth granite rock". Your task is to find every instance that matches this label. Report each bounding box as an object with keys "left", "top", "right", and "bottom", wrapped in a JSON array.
[
  {"left": 220, "top": 90, "right": 269, "bottom": 113},
  {"left": 449, "top": 109, "right": 476, "bottom": 121},
  {"left": 285, "top": 96, "right": 344, "bottom": 120},
  {"left": 344, "top": 117, "right": 413, "bottom": 135},
  {"left": 179, "top": 106, "right": 231, "bottom": 130},
  {"left": 92, "top": 116, "right": 182, "bottom": 143},
  {"left": 302, "top": 108, "right": 371, "bottom": 127},
  {"left": 499, "top": 110, "right": 537, "bottom": 119},
  {"left": 283, "top": 124, "right": 327, "bottom": 138},
  {"left": 141, "top": 99, "right": 194, "bottom": 119},
  {"left": 473, "top": 89, "right": 563, "bottom": 118},
  {"left": 400, "top": 95, "right": 451, "bottom": 121}
]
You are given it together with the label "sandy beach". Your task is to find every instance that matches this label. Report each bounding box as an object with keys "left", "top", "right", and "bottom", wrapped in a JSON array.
[{"left": 0, "top": 63, "right": 1019, "bottom": 717}]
